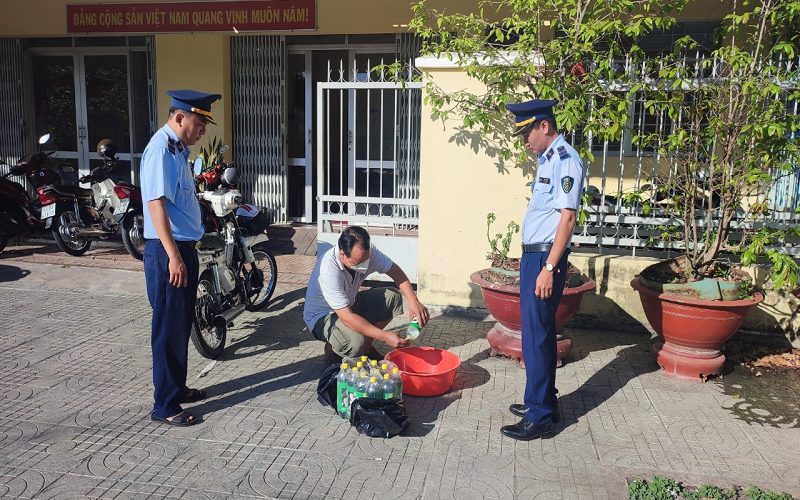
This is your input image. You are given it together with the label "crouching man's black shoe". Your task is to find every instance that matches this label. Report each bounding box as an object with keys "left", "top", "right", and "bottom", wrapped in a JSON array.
[
  {"left": 509, "top": 402, "right": 560, "bottom": 423},
  {"left": 500, "top": 418, "right": 554, "bottom": 441}
]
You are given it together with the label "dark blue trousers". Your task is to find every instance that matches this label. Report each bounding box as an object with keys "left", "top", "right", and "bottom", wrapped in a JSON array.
[
  {"left": 520, "top": 249, "right": 569, "bottom": 425},
  {"left": 143, "top": 239, "right": 199, "bottom": 419}
]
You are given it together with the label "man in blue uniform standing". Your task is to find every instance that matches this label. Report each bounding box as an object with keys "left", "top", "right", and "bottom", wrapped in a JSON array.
[
  {"left": 501, "top": 99, "right": 584, "bottom": 440},
  {"left": 141, "top": 89, "right": 220, "bottom": 426}
]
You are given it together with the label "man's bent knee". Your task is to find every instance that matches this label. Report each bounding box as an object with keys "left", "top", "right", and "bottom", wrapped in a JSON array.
[
  {"left": 385, "top": 288, "right": 404, "bottom": 317},
  {"left": 330, "top": 333, "right": 366, "bottom": 358}
]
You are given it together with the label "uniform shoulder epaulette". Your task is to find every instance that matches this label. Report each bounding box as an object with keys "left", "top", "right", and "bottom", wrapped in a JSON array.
[
  {"left": 557, "top": 145, "right": 570, "bottom": 160},
  {"left": 546, "top": 148, "right": 554, "bottom": 161},
  {"left": 167, "top": 137, "right": 176, "bottom": 154}
]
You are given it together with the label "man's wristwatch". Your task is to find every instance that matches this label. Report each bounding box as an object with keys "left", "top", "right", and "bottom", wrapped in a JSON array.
[{"left": 544, "top": 262, "right": 555, "bottom": 272}]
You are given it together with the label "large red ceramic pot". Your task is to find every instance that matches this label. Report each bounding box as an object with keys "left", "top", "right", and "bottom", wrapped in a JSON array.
[
  {"left": 469, "top": 270, "right": 596, "bottom": 368},
  {"left": 630, "top": 277, "right": 763, "bottom": 382}
]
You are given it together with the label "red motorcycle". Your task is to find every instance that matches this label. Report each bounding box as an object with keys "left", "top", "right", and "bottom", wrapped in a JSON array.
[
  {"left": 194, "top": 146, "right": 270, "bottom": 236},
  {"left": 38, "top": 140, "right": 145, "bottom": 258},
  {"left": 0, "top": 134, "right": 60, "bottom": 252}
]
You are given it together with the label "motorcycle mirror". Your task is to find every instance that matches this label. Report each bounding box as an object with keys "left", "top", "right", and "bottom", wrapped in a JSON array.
[
  {"left": 193, "top": 157, "right": 204, "bottom": 176},
  {"left": 38, "top": 134, "right": 51, "bottom": 145},
  {"left": 219, "top": 145, "right": 229, "bottom": 155}
]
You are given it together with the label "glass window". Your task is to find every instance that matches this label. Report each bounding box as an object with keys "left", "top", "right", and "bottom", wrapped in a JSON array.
[
  {"left": 84, "top": 55, "right": 130, "bottom": 154},
  {"left": 287, "top": 53, "right": 306, "bottom": 159},
  {"left": 130, "top": 50, "right": 152, "bottom": 153},
  {"left": 32, "top": 55, "right": 78, "bottom": 152}
]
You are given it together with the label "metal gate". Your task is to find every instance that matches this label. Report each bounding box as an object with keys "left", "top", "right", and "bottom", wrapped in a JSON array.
[
  {"left": 0, "top": 38, "right": 25, "bottom": 178},
  {"left": 231, "top": 35, "right": 287, "bottom": 224},
  {"left": 316, "top": 59, "right": 423, "bottom": 280}
]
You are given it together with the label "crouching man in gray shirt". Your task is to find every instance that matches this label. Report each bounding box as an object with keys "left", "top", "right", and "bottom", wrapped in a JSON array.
[{"left": 303, "top": 226, "right": 429, "bottom": 364}]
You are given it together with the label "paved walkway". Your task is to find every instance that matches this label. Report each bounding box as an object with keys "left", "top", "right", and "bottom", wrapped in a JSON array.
[{"left": 1, "top": 239, "right": 799, "bottom": 499}]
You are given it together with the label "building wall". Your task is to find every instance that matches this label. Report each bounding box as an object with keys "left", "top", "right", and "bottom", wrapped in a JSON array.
[
  {"left": 0, "top": 0, "right": 476, "bottom": 37},
  {"left": 153, "top": 33, "right": 232, "bottom": 149},
  {"left": 415, "top": 58, "right": 528, "bottom": 308}
]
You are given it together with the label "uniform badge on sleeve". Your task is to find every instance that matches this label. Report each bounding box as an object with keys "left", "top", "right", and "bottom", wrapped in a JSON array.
[
  {"left": 557, "top": 145, "right": 570, "bottom": 160},
  {"left": 561, "top": 176, "right": 574, "bottom": 193}
]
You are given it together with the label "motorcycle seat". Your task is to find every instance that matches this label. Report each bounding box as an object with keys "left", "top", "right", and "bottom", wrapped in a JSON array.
[
  {"left": 198, "top": 232, "right": 225, "bottom": 251},
  {"left": 117, "top": 180, "right": 137, "bottom": 189},
  {"left": 47, "top": 185, "right": 93, "bottom": 197}
]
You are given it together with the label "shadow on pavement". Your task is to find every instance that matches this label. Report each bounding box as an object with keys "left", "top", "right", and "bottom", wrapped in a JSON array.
[
  {"left": 555, "top": 334, "right": 659, "bottom": 436},
  {"left": 223, "top": 286, "right": 309, "bottom": 361},
  {"left": 0, "top": 263, "right": 32, "bottom": 282},
  {"left": 402, "top": 348, "right": 492, "bottom": 437}
]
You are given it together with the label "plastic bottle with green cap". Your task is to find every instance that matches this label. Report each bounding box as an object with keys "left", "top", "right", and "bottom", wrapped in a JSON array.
[{"left": 405, "top": 317, "right": 421, "bottom": 340}]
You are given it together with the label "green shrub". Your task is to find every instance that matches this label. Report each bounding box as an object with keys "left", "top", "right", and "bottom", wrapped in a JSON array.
[
  {"left": 745, "top": 485, "right": 795, "bottom": 500},
  {"left": 683, "top": 483, "right": 738, "bottom": 500},
  {"left": 628, "top": 476, "right": 680, "bottom": 500},
  {"left": 628, "top": 476, "right": 797, "bottom": 500}
]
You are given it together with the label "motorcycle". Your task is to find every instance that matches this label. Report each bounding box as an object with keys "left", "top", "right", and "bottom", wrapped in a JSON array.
[
  {"left": 0, "top": 134, "right": 60, "bottom": 251},
  {"left": 190, "top": 155, "right": 278, "bottom": 358},
  {"left": 38, "top": 140, "right": 146, "bottom": 259}
]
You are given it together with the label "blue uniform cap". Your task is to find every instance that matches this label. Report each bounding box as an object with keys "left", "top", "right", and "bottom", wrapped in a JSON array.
[
  {"left": 505, "top": 99, "right": 558, "bottom": 136},
  {"left": 166, "top": 89, "right": 221, "bottom": 125}
]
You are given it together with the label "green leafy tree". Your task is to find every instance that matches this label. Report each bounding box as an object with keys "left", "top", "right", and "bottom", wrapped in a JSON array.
[{"left": 409, "top": 0, "right": 800, "bottom": 289}]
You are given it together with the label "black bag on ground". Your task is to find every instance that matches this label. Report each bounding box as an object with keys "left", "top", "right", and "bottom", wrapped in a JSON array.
[
  {"left": 349, "top": 398, "right": 409, "bottom": 438},
  {"left": 316, "top": 364, "right": 339, "bottom": 411}
]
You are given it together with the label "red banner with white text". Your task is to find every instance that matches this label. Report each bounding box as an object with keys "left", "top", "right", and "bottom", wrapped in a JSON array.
[{"left": 67, "top": 0, "right": 315, "bottom": 33}]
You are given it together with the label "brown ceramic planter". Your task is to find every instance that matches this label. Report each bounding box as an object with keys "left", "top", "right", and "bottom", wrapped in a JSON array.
[
  {"left": 630, "top": 277, "right": 763, "bottom": 382},
  {"left": 470, "top": 270, "right": 596, "bottom": 368}
]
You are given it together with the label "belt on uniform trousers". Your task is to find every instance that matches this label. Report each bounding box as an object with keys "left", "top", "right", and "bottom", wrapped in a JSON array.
[
  {"left": 145, "top": 239, "right": 198, "bottom": 248},
  {"left": 522, "top": 243, "right": 553, "bottom": 253}
]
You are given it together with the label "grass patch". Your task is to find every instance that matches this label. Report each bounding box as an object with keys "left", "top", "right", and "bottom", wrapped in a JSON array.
[{"left": 628, "top": 476, "right": 795, "bottom": 500}]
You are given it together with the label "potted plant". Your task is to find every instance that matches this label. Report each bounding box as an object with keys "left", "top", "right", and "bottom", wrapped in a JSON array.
[
  {"left": 626, "top": 2, "right": 800, "bottom": 381},
  {"left": 470, "top": 213, "right": 596, "bottom": 367},
  {"left": 407, "top": 0, "right": 799, "bottom": 379}
]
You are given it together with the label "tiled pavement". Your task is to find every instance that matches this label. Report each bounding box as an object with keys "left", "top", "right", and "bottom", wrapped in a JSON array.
[{"left": 1, "top": 239, "right": 799, "bottom": 499}]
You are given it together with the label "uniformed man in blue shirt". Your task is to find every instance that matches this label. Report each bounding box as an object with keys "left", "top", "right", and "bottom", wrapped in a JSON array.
[
  {"left": 501, "top": 99, "right": 584, "bottom": 440},
  {"left": 141, "top": 89, "right": 220, "bottom": 427}
]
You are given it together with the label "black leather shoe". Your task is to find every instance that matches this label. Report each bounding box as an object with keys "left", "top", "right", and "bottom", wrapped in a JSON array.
[
  {"left": 509, "top": 402, "right": 560, "bottom": 423},
  {"left": 509, "top": 403, "right": 527, "bottom": 417},
  {"left": 501, "top": 418, "right": 553, "bottom": 441}
]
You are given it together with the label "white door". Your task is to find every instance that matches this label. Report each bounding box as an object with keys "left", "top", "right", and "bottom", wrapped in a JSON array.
[
  {"left": 287, "top": 50, "right": 313, "bottom": 222},
  {"left": 29, "top": 50, "right": 150, "bottom": 185}
]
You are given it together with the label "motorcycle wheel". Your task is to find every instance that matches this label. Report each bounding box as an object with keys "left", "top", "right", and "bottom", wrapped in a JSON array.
[
  {"left": 190, "top": 273, "right": 226, "bottom": 359},
  {"left": 244, "top": 242, "right": 278, "bottom": 311},
  {"left": 120, "top": 208, "right": 145, "bottom": 260},
  {"left": 52, "top": 211, "right": 91, "bottom": 256}
]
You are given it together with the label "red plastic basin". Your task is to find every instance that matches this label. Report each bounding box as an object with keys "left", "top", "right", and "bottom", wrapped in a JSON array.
[{"left": 384, "top": 347, "right": 461, "bottom": 397}]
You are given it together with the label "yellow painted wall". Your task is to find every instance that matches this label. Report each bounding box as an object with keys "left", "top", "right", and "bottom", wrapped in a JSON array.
[
  {"left": 415, "top": 57, "right": 531, "bottom": 308},
  {"left": 0, "top": 0, "right": 731, "bottom": 37},
  {"left": 0, "top": 0, "right": 476, "bottom": 37},
  {"left": 153, "top": 33, "right": 232, "bottom": 157}
]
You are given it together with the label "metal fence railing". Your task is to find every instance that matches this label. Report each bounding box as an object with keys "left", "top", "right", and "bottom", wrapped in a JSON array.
[{"left": 569, "top": 52, "right": 800, "bottom": 254}]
